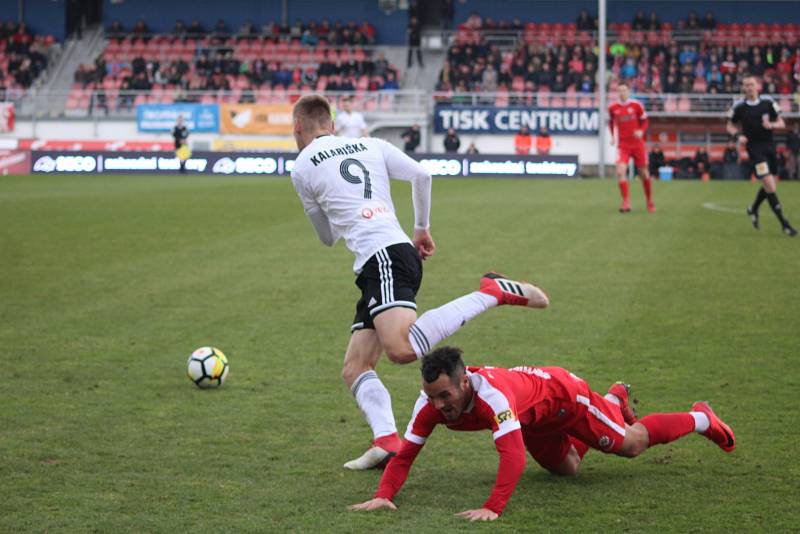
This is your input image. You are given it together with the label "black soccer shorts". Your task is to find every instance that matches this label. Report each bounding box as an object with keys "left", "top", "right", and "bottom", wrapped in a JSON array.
[
  {"left": 351, "top": 242, "right": 422, "bottom": 332},
  {"left": 747, "top": 142, "right": 778, "bottom": 178}
]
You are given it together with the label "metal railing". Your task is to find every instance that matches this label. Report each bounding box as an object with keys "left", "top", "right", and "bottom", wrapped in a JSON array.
[
  {"left": 5, "top": 89, "right": 799, "bottom": 120},
  {"left": 436, "top": 27, "right": 797, "bottom": 49},
  {"left": 4, "top": 89, "right": 429, "bottom": 119}
]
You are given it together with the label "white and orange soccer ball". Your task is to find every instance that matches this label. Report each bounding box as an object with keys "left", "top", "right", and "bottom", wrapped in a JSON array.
[{"left": 187, "top": 347, "right": 229, "bottom": 388}]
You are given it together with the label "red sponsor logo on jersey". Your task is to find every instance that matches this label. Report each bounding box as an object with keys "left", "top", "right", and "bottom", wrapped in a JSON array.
[{"left": 362, "top": 206, "right": 391, "bottom": 219}]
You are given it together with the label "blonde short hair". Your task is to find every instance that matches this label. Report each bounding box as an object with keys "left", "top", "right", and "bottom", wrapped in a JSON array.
[{"left": 293, "top": 95, "right": 333, "bottom": 130}]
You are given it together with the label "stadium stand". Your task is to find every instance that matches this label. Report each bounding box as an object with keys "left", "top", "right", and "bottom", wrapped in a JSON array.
[
  {"left": 0, "top": 21, "right": 57, "bottom": 98},
  {"left": 65, "top": 19, "right": 396, "bottom": 115},
  {"left": 436, "top": 11, "right": 800, "bottom": 113}
]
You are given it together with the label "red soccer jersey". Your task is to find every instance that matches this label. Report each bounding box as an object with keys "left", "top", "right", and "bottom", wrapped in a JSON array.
[
  {"left": 609, "top": 99, "right": 649, "bottom": 142},
  {"left": 374, "top": 365, "right": 580, "bottom": 515}
]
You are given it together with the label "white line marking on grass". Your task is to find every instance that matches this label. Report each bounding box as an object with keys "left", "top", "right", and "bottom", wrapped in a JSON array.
[{"left": 702, "top": 202, "right": 743, "bottom": 214}]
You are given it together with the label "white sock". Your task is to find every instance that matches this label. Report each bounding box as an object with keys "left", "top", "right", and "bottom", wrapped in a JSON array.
[
  {"left": 351, "top": 370, "right": 397, "bottom": 440},
  {"left": 408, "top": 292, "right": 498, "bottom": 358},
  {"left": 604, "top": 393, "right": 621, "bottom": 406},
  {"left": 691, "top": 411, "right": 710, "bottom": 433}
]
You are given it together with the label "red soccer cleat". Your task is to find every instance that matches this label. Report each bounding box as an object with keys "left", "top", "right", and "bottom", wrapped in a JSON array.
[
  {"left": 343, "top": 433, "right": 402, "bottom": 470},
  {"left": 479, "top": 272, "right": 549, "bottom": 308},
  {"left": 647, "top": 202, "right": 657, "bottom": 213},
  {"left": 607, "top": 382, "right": 638, "bottom": 425},
  {"left": 691, "top": 401, "right": 736, "bottom": 452},
  {"left": 619, "top": 201, "right": 631, "bottom": 213}
]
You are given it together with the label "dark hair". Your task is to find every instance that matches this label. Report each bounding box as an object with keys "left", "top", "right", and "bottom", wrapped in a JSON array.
[
  {"left": 293, "top": 94, "right": 332, "bottom": 130},
  {"left": 421, "top": 346, "right": 465, "bottom": 384}
]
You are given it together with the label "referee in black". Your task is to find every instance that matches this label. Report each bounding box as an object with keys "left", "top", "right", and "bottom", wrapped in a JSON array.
[
  {"left": 172, "top": 114, "right": 189, "bottom": 173},
  {"left": 727, "top": 75, "right": 796, "bottom": 236}
]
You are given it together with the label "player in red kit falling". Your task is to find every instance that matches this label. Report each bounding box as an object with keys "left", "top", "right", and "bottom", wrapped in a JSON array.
[
  {"left": 349, "top": 347, "right": 734, "bottom": 521},
  {"left": 609, "top": 82, "right": 655, "bottom": 213}
]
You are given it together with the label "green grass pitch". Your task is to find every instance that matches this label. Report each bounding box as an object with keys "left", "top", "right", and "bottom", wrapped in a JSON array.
[{"left": 2, "top": 174, "right": 798, "bottom": 532}]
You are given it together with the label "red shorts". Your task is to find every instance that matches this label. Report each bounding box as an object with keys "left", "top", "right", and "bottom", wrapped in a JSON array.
[
  {"left": 617, "top": 139, "right": 647, "bottom": 168},
  {"left": 520, "top": 371, "right": 627, "bottom": 472}
]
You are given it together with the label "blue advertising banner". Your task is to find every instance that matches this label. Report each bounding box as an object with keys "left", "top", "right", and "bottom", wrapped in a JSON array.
[
  {"left": 136, "top": 104, "right": 220, "bottom": 132},
  {"left": 434, "top": 105, "right": 599, "bottom": 135}
]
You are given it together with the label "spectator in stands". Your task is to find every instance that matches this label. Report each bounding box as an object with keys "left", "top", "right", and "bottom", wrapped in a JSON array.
[
  {"left": 407, "top": 16, "right": 423, "bottom": 68},
  {"left": 301, "top": 28, "right": 318, "bottom": 47},
  {"left": 694, "top": 147, "right": 711, "bottom": 180},
  {"left": 719, "top": 138, "right": 742, "bottom": 180},
  {"left": 686, "top": 11, "right": 700, "bottom": 30},
  {"left": 213, "top": 19, "right": 230, "bottom": 39},
  {"left": 174, "top": 20, "right": 187, "bottom": 38},
  {"left": 132, "top": 18, "right": 149, "bottom": 40},
  {"left": 514, "top": 126, "right": 533, "bottom": 155},
  {"left": 575, "top": 10, "right": 594, "bottom": 31},
  {"left": 383, "top": 71, "right": 400, "bottom": 90},
  {"left": 536, "top": 126, "right": 552, "bottom": 155},
  {"left": 647, "top": 12, "right": 661, "bottom": 30},
  {"left": 701, "top": 12, "right": 716, "bottom": 30},
  {"left": 482, "top": 64, "right": 497, "bottom": 92},
  {"left": 706, "top": 64, "right": 722, "bottom": 88},
  {"left": 723, "top": 139, "right": 739, "bottom": 164},
  {"left": 632, "top": 10, "right": 648, "bottom": 31},
  {"left": 466, "top": 142, "right": 479, "bottom": 154},
  {"left": 444, "top": 128, "right": 461, "bottom": 153},
  {"left": 649, "top": 144, "right": 666, "bottom": 177},
  {"left": 402, "top": 124, "right": 421, "bottom": 153},
  {"left": 359, "top": 20, "right": 376, "bottom": 44},
  {"left": 108, "top": 20, "right": 124, "bottom": 41},
  {"left": 335, "top": 97, "right": 368, "bottom": 138},
  {"left": 188, "top": 20, "right": 206, "bottom": 39}
]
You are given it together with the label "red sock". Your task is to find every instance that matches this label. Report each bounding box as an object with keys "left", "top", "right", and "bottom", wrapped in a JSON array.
[
  {"left": 618, "top": 180, "right": 630, "bottom": 202},
  {"left": 642, "top": 178, "right": 653, "bottom": 203},
  {"left": 374, "top": 432, "right": 401, "bottom": 452},
  {"left": 569, "top": 437, "right": 590, "bottom": 459},
  {"left": 639, "top": 413, "right": 694, "bottom": 445}
]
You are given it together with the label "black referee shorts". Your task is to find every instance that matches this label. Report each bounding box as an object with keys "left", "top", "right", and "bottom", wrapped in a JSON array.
[
  {"left": 747, "top": 142, "right": 778, "bottom": 178},
  {"left": 351, "top": 242, "right": 422, "bottom": 332}
]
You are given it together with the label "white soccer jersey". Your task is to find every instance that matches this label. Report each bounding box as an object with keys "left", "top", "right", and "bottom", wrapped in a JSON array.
[
  {"left": 291, "top": 135, "right": 431, "bottom": 272},
  {"left": 335, "top": 110, "right": 367, "bottom": 138}
]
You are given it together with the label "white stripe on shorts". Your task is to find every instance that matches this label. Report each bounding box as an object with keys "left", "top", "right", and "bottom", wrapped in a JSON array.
[
  {"left": 576, "top": 394, "right": 626, "bottom": 437},
  {"left": 376, "top": 248, "right": 394, "bottom": 304}
]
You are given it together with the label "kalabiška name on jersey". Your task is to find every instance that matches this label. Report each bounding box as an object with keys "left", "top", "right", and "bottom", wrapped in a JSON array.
[{"left": 310, "top": 142, "right": 369, "bottom": 166}]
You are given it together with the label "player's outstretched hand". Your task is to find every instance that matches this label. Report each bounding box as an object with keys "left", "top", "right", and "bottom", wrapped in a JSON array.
[
  {"left": 348, "top": 498, "right": 397, "bottom": 512},
  {"left": 412, "top": 229, "right": 436, "bottom": 261},
  {"left": 455, "top": 508, "right": 499, "bottom": 521}
]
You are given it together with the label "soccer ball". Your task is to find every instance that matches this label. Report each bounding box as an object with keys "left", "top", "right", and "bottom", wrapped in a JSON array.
[{"left": 187, "top": 347, "right": 229, "bottom": 388}]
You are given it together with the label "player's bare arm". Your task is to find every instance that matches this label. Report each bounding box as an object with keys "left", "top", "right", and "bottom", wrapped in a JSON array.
[
  {"left": 725, "top": 120, "right": 739, "bottom": 137},
  {"left": 762, "top": 116, "right": 785, "bottom": 130}
]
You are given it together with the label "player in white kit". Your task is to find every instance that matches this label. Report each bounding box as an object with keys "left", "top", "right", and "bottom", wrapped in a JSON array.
[{"left": 291, "top": 95, "right": 550, "bottom": 469}]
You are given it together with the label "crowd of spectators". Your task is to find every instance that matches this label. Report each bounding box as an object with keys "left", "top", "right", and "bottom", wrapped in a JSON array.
[
  {"left": 1, "top": 21, "right": 53, "bottom": 97},
  {"left": 75, "top": 18, "right": 397, "bottom": 111},
  {"left": 108, "top": 17, "right": 377, "bottom": 47},
  {"left": 437, "top": 11, "right": 800, "bottom": 102}
]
